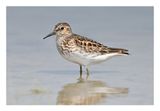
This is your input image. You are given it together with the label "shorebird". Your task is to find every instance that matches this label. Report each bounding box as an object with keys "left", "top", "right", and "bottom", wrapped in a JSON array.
[{"left": 43, "top": 22, "right": 129, "bottom": 79}]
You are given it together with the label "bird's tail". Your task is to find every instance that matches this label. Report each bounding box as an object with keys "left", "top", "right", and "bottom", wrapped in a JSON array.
[{"left": 108, "top": 47, "right": 129, "bottom": 55}]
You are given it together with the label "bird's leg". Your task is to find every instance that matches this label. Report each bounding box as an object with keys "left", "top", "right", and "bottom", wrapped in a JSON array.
[
  {"left": 79, "top": 65, "right": 83, "bottom": 79},
  {"left": 86, "top": 67, "right": 90, "bottom": 80}
]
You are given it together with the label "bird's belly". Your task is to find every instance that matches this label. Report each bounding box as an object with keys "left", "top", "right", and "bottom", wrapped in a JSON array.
[
  {"left": 57, "top": 44, "right": 121, "bottom": 66},
  {"left": 59, "top": 50, "right": 119, "bottom": 66},
  {"left": 60, "top": 52, "right": 91, "bottom": 66}
]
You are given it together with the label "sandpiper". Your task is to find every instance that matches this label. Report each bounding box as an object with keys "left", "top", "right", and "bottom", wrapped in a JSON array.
[{"left": 43, "top": 22, "right": 129, "bottom": 79}]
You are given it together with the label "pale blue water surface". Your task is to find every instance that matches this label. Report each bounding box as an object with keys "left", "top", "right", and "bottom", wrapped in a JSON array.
[{"left": 7, "top": 7, "right": 153, "bottom": 105}]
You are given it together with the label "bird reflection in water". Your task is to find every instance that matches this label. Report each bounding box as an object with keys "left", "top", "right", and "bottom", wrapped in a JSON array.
[{"left": 56, "top": 79, "right": 128, "bottom": 105}]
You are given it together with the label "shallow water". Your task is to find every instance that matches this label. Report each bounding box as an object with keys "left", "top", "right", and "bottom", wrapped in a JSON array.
[{"left": 7, "top": 7, "right": 153, "bottom": 105}]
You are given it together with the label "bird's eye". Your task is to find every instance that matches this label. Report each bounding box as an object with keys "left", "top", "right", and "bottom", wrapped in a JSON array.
[{"left": 61, "top": 27, "right": 64, "bottom": 30}]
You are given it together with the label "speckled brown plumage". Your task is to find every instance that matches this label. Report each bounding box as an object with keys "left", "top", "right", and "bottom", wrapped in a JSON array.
[
  {"left": 43, "top": 22, "right": 129, "bottom": 79},
  {"left": 59, "top": 33, "right": 129, "bottom": 55}
]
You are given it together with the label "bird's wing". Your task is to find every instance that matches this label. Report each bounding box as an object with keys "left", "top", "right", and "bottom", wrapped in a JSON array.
[
  {"left": 72, "top": 34, "right": 107, "bottom": 53},
  {"left": 71, "top": 34, "right": 129, "bottom": 55}
]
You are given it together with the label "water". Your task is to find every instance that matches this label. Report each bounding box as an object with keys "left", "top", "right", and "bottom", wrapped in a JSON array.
[{"left": 7, "top": 7, "right": 153, "bottom": 105}]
